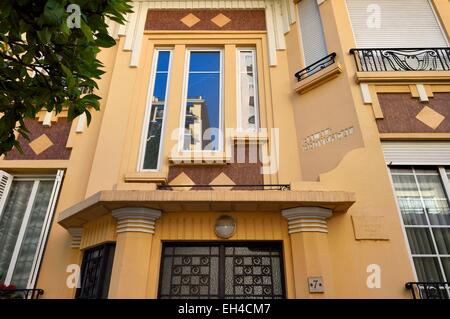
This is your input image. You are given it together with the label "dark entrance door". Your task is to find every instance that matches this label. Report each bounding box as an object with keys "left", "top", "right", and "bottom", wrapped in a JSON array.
[{"left": 158, "top": 241, "right": 285, "bottom": 299}]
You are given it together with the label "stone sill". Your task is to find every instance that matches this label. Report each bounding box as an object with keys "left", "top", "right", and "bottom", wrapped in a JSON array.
[
  {"left": 124, "top": 172, "right": 167, "bottom": 183},
  {"left": 354, "top": 71, "right": 450, "bottom": 84},
  {"left": 169, "top": 153, "right": 231, "bottom": 165},
  {"left": 232, "top": 134, "right": 269, "bottom": 144},
  {"left": 294, "top": 63, "right": 343, "bottom": 95}
]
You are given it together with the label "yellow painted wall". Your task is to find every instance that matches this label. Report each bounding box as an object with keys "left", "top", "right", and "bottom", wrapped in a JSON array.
[
  {"left": 3, "top": 1, "right": 450, "bottom": 299},
  {"left": 80, "top": 214, "right": 117, "bottom": 250},
  {"left": 35, "top": 44, "right": 120, "bottom": 298}
]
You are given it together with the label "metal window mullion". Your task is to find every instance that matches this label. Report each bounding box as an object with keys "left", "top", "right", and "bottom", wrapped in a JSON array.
[
  {"left": 436, "top": 166, "right": 450, "bottom": 282},
  {"left": 413, "top": 167, "right": 448, "bottom": 282},
  {"left": 4, "top": 180, "right": 40, "bottom": 285},
  {"left": 405, "top": 225, "right": 450, "bottom": 228},
  {"left": 438, "top": 167, "right": 450, "bottom": 207},
  {"left": 388, "top": 167, "right": 420, "bottom": 281}
]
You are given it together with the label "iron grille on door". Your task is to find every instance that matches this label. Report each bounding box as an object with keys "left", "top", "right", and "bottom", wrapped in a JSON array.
[{"left": 158, "top": 242, "right": 285, "bottom": 299}]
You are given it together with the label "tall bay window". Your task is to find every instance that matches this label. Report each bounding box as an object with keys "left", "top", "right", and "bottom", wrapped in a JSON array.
[
  {"left": 237, "top": 48, "right": 259, "bottom": 132},
  {"left": 0, "top": 170, "right": 63, "bottom": 289},
  {"left": 140, "top": 49, "right": 172, "bottom": 170},
  {"left": 182, "top": 50, "right": 223, "bottom": 152},
  {"left": 391, "top": 167, "right": 450, "bottom": 282}
]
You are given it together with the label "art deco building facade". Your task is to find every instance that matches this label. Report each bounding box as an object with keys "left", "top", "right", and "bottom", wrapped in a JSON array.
[{"left": 1, "top": 0, "right": 450, "bottom": 299}]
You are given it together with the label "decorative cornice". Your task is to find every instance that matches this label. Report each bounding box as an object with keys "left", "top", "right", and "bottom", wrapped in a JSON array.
[
  {"left": 107, "top": 0, "right": 296, "bottom": 67},
  {"left": 67, "top": 227, "right": 83, "bottom": 248},
  {"left": 282, "top": 207, "right": 332, "bottom": 234},
  {"left": 112, "top": 207, "right": 162, "bottom": 234}
]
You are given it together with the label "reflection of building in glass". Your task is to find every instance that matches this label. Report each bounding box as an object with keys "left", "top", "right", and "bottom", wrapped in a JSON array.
[
  {"left": 184, "top": 96, "right": 210, "bottom": 150},
  {"left": 239, "top": 51, "right": 257, "bottom": 131},
  {"left": 143, "top": 97, "right": 165, "bottom": 168},
  {"left": 148, "top": 97, "right": 164, "bottom": 139}
]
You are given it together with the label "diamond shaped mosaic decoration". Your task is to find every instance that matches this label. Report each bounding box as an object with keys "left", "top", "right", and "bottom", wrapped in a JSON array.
[
  {"left": 415, "top": 106, "right": 445, "bottom": 130},
  {"left": 209, "top": 172, "right": 235, "bottom": 191},
  {"left": 170, "top": 172, "right": 195, "bottom": 191},
  {"left": 211, "top": 13, "right": 231, "bottom": 27},
  {"left": 29, "top": 134, "right": 53, "bottom": 155},
  {"left": 180, "top": 13, "right": 201, "bottom": 28}
]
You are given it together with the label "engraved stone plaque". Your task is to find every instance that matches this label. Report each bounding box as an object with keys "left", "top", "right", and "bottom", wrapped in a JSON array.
[{"left": 351, "top": 215, "right": 389, "bottom": 240}]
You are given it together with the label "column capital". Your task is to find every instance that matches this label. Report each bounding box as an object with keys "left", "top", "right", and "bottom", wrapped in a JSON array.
[
  {"left": 282, "top": 207, "right": 332, "bottom": 234},
  {"left": 67, "top": 227, "right": 83, "bottom": 248},
  {"left": 112, "top": 207, "right": 161, "bottom": 234}
]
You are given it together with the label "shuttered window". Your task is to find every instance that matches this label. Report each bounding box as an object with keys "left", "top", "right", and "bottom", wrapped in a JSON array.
[
  {"left": 298, "top": 0, "right": 328, "bottom": 67},
  {"left": 346, "top": 0, "right": 448, "bottom": 48},
  {"left": 382, "top": 142, "right": 450, "bottom": 166},
  {"left": 0, "top": 170, "right": 63, "bottom": 289}
]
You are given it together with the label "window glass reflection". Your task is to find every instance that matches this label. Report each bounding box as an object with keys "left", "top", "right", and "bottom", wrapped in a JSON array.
[
  {"left": 142, "top": 50, "right": 171, "bottom": 169},
  {"left": 183, "top": 51, "right": 222, "bottom": 151},
  {"left": 238, "top": 50, "right": 258, "bottom": 132}
]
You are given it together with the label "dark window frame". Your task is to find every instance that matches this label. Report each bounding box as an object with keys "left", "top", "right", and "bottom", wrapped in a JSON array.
[{"left": 76, "top": 243, "right": 116, "bottom": 299}]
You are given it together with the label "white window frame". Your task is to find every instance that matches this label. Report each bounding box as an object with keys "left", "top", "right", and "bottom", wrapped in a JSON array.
[
  {"left": 0, "top": 170, "right": 63, "bottom": 289},
  {"left": 138, "top": 48, "right": 173, "bottom": 172},
  {"left": 179, "top": 48, "right": 224, "bottom": 153},
  {"left": 236, "top": 48, "right": 260, "bottom": 132},
  {"left": 389, "top": 165, "right": 450, "bottom": 282}
]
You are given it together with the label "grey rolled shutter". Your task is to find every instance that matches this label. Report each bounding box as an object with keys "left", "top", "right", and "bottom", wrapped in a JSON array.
[
  {"left": 382, "top": 142, "right": 450, "bottom": 165},
  {"left": 298, "top": 0, "right": 328, "bottom": 66},
  {"left": 346, "top": 0, "right": 448, "bottom": 48}
]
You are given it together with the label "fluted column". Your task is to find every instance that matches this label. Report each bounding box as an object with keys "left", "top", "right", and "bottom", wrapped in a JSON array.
[
  {"left": 108, "top": 207, "right": 161, "bottom": 298},
  {"left": 282, "top": 207, "right": 334, "bottom": 298}
]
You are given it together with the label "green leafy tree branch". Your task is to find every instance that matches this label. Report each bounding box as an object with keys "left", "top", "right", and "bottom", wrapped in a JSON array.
[{"left": 0, "top": 0, "right": 132, "bottom": 155}]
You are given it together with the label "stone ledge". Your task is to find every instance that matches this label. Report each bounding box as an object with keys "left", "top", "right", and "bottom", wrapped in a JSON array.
[
  {"left": 57, "top": 189, "right": 356, "bottom": 228},
  {"left": 294, "top": 63, "right": 343, "bottom": 95}
]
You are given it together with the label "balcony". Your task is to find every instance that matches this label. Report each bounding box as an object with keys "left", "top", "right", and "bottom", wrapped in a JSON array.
[
  {"left": 0, "top": 288, "right": 44, "bottom": 299},
  {"left": 293, "top": 52, "right": 342, "bottom": 94},
  {"left": 405, "top": 282, "right": 450, "bottom": 299},
  {"left": 349, "top": 48, "right": 450, "bottom": 83},
  {"left": 350, "top": 48, "right": 450, "bottom": 72}
]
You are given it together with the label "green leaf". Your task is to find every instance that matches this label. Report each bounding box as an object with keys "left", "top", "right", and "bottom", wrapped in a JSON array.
[
  {"left": 43, "top": 0, "right": 65, "bottom": 25},
  {"left": 79, "top": 20, "right": 94, "bottom": 42}
]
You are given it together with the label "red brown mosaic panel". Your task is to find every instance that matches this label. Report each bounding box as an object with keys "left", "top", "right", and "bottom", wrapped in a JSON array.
[
  {"left": 376, "top": 93, "right": 450, "bottom": 133},
  {"left": 5, "top": 118, "right": 72, "bottom": 160},
  {"left": 145, "top": 9, "right": 266, "bottom": 31},
  {"left": 168, "top": 144, "right": 264, "bottom": 188}
]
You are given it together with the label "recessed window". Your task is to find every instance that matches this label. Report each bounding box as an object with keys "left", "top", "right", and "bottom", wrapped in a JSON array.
[
  {"left": 391, "top": 166, "right": 450, "bottom": 282},
  {"left": 140, "top": 50, "right": 172, "bottom": 170},
  {"left": 182, "top": 50, "right": 223, "bottom": 151},
  {"left": 76, "top": 243, "right": 115, "bottom": 299},
  {"left": 237, "top": 49, "right": 259, "bottom": 132}
]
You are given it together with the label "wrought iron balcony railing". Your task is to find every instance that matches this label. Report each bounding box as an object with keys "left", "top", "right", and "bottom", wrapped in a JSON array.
[
  {"left": 0, "top": 288, "right": 44, "bottom": 299},
  {"left": 295, "top": 52, "right": 337, "bottom": 82},
  {"left": 405, "top": 282, "right": 450, "bottom": 299},
  {"left": 350, "top": 48, "right": 450, "bottom": 72},
  {"left": 157, "top": 184, "right": 291, "bottom": 191}
]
